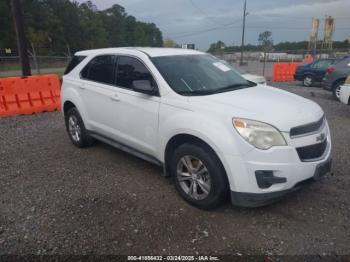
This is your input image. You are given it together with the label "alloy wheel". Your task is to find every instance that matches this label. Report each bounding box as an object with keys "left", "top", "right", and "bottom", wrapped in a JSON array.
[
  {"left": 304, "top": 76, "right": 312, "bottom": 86},
  {"left": 335, "top": 85, "right": 341, "bottom": 99},
  {"left": 176, "top": 155, "right": 211, "bottom": 200},
  {"left": 68, "top": 115, "right": 81, "bottom": 142}
]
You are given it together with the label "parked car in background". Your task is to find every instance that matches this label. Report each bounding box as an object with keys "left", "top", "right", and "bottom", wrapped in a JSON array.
[
  {"left": 219, "top": 60, "right": 267, "bottom": 85},
  {"left": 339, "top": 75, "right": 350, "bottom": 105},
  {"left": 62, "top": 47, "right": 331, "bottom": 209},
  {"left": 323, "top": 56, "right": 350, "bottom": 100},
  {"left": 294, "top": 58, "right": 338, "bottom": 87}
]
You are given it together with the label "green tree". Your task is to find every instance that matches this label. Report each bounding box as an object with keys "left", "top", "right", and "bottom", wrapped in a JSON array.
[
  {"left": 0, "top": 0, "right": 16, "bottom": 51},
  {"left": 1, "top": 0, "right": 164, "bottom": 55},
  {"left": 258, "top": 31, "right": 273, "bottom": 76},
  {"left": 207, "top": 40, "right": 226, "bottom": 53},
  {"left": 163, "top": 38, "right": 178, "bottom": 48}
]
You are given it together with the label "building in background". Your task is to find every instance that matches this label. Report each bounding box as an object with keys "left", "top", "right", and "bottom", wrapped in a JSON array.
[{"left": 181, "top": 44, "right": 195, "bottom": 50}]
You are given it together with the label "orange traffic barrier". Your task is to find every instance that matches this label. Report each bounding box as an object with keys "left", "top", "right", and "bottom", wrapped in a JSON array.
[
  {"left": 272, "top": 63, "right": 301, "bottom": 82},
  {"left": 0, "top": 74, "right": 61, "bottom": 118}
]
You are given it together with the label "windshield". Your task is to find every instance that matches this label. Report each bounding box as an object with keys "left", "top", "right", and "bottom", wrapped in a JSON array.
[
  {"left": 152, "top": 54, "right": 255, "bottom": 96},
  {"left": 232, "top": 66, "right": 247, "bottom": 74}
]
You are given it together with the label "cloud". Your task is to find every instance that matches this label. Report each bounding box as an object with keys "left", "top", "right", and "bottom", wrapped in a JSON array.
[{"left": 76, "top": 0, "right": 350, "bottom": 50}]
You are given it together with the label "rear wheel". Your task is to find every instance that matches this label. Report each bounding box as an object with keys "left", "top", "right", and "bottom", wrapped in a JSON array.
[
  {"left": 303, "top": 75, "right": 314, "bottom": 87},
  {"left": 65, "top": 107, "right": 94, "bottom": 147},
  {"left": 332, "top": 80, "right": 345, "bottom": 100},
  {"left": 170, "top": 143, "right": 229, "bottom": 209}
]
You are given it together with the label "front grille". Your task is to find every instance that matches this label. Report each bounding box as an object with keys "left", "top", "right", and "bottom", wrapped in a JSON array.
[
  {"left": 296, "top": 139, "right": 327, "bottom": 161},
  {"left": 290, "top": 116, "right": 325, "bottom": 137}
]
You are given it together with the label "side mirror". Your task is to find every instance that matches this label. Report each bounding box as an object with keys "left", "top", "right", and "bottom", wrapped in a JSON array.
[{"left": 132, "top": 80, "right": 157, "bottom": 95}]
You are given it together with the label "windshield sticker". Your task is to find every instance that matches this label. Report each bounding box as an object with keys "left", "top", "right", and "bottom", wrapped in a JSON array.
[{"left": 213, "top": 62, "right": 231, "bottom": 72}]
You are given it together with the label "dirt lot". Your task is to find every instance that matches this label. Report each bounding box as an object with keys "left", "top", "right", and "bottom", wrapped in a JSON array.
[{"left": 0, "top": 82, "right": 349, "bottom": 256}]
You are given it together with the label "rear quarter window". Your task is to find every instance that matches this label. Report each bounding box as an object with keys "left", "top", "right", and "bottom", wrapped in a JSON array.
[{"left": 64, "top": 55, "right": 87, "bottom": 75}]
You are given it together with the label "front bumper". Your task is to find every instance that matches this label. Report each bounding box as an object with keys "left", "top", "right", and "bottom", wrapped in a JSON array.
[
  {"left": 294, "top": 73, "right": 303, "bottom": 81},
  {"left": 230, "top": 157, "right": 332, "bottom": 207},
  {"left": 221, "top": 122, "right": 332, "bottom": 207}
]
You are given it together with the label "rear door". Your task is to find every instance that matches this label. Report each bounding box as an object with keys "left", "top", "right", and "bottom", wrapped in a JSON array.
[{"left": 79, "top": 55, "right": 123, "bottom": 140}]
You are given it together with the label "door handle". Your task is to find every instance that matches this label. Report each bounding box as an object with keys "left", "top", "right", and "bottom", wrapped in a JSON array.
[
  {"left": 78, "top": 84, "right": 86, "bottom": 90},
  {"left": 110, "top": 94, "right": 120, "bottom": 102}
]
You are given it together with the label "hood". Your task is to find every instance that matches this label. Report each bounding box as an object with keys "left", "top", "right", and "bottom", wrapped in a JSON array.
[
  {"left": 242, "top": 74, "right": 266, "bottom": 85},
  {"left": 189, "top": 85, "right": 324, "bottom": 132}
]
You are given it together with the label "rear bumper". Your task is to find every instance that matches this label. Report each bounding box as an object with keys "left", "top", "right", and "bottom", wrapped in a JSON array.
[{"left": 231, "top": 157, "right": 332, "bottom": 207}]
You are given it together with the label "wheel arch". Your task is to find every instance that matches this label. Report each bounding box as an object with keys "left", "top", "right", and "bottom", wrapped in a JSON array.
[
  {"left": 63, "top": 101, "right": 76, "bottom": 116},
  {"left": 332, "top": 78, "right": 346, "bottom": 89},
  {"left": 304, "top": 73, "right": 315, "bottom": 78},
  {"left": 163, "top": 133, "right": 227, "bottom": 178}
]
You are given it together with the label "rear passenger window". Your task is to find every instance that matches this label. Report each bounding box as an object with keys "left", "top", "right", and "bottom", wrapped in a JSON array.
[
  {"left": 81, "top": 55, "right": 116, "bottom": 85},
  {"left": 116, "top": 56, "right": 155, "bottom": 89},
  {"left": 311, "top": 61, "right": 320, "bottom": 69},
  {"left": 318, "top": 60, "right": 331, "bottom": 69},
  {"left": 64, "top": 55, "right": 86, "bottom": 75}
]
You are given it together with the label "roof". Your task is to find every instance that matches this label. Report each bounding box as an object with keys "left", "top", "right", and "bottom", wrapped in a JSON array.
[{"left": 75, "top": 47, "right": 204, "bottom": 58}]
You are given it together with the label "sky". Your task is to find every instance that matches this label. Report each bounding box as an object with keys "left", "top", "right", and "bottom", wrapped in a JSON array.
[{"left": 78, "top": 0, "right": 350, "bottom": 50}]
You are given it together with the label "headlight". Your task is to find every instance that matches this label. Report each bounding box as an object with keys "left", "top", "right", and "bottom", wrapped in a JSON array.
[{"left": 232, "top": 118, "right": 287, "bottom": 150}]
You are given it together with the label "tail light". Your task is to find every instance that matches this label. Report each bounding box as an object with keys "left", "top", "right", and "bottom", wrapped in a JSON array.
[{"left": 326, "top": 67, "right": 335, "bottom": 75}]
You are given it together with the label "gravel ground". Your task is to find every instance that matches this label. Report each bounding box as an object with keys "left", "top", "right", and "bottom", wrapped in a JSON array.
[{"left": 0, "top": 82, "right": 349, "bottom": 256}]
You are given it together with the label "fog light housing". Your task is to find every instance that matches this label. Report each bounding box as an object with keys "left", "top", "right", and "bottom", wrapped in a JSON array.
[{"left": 255, "top": 170, "right": 287, "bottom": 189}]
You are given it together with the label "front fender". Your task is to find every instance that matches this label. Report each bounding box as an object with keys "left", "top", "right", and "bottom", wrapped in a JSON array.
[{"left": 158, "top": 106, "right": 253, "bottom": 164}]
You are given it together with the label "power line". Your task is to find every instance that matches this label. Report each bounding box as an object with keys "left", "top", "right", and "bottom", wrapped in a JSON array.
[
  {"left": 252, "top": 14, "right": 350, "bottom": 20},
  {"left": 169, "top": 19, "right": 242, "bottom": 39},
  {"left": 168, "top": 24, "right": 349, "bottom": 40},
  {"left": 188, "top": 0, "right": 226, "bottom": 26},
  {"left": 248, "top": 25, "right": 350, "bottom": 30}
]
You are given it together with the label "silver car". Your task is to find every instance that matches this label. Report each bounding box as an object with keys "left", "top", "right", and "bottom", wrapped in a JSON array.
[{"left": 322, "top": 56, "right": 350, "bottom": 100}]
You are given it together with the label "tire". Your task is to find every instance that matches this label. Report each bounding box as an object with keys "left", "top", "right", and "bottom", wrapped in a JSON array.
[
  {"left": 65, "top": 107, "right": 94, "bottom": 148},
  {"left": 332, "top": 80, "right": 345, "bottom": 101},
  {"left": 303, "top": 75, "right": 314, "bottom": 87},
  {"left": 170, "top": 143, "right": 229, "bottom": 209}
]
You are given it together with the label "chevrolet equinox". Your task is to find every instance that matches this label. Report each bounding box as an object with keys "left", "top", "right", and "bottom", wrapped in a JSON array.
[{"left": 61, "top": 48, "right": 332, "bottom": 209}]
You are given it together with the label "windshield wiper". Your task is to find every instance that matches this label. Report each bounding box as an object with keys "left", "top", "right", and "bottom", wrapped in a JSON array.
[
  {"left": 213, "top": 83, "right": 252, "bottom": 93},
  {"left": 177, "top": 83, "right": 252, "bottom": 96},
  {"left": 177, "top": 89, "right": 217, "bottom": 96}
]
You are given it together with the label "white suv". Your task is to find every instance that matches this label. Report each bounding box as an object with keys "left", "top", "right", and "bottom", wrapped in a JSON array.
[{"left": 61, "top": 47, "right": 332, "bottom": 209}]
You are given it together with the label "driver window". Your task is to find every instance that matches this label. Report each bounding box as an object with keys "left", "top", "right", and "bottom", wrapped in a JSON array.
[{"left": 116, "top": 56, "right": 156, "bottom": 90}]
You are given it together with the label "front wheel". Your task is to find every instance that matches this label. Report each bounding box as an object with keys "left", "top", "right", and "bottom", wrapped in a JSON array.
[
  {"left": 303, "top": 75, "right": 314, "bottom": 87},
  {"left": 170, "top": 143, "right": 229, "bottom": 209}
]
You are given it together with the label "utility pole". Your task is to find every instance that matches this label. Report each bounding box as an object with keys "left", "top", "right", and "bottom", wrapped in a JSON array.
[
  {"left": 11, "top": 0, "right": 31, "bottom": 77},
  {"left": 239, "top": 0, "right": 247, "bottom": 66}
]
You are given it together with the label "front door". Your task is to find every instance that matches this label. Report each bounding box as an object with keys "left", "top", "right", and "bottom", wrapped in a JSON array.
[{"left": 112, "top": 55, "right": 160, "bottom": 156}]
